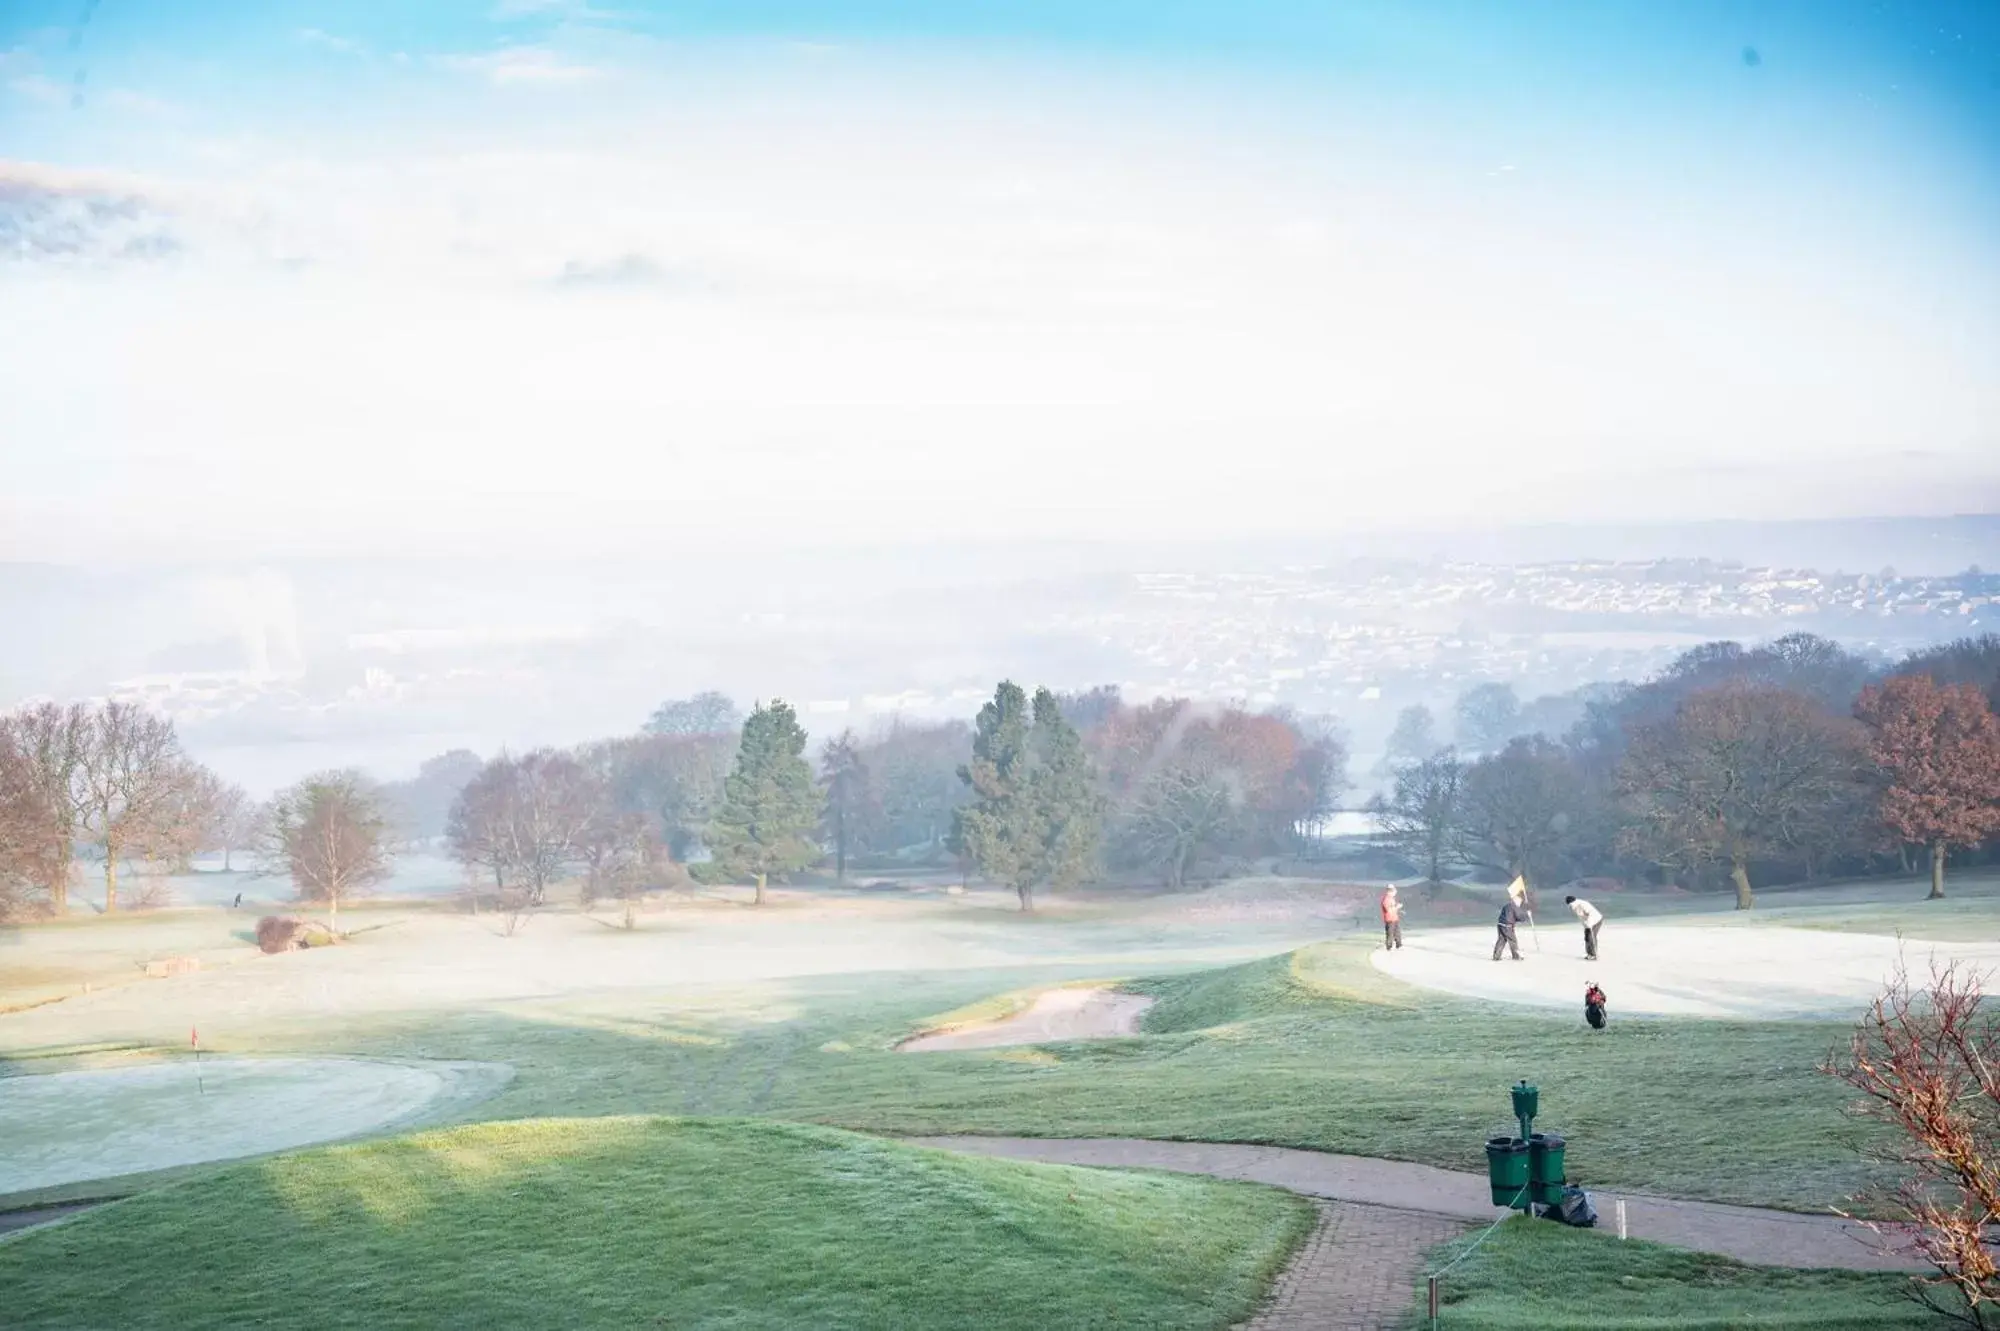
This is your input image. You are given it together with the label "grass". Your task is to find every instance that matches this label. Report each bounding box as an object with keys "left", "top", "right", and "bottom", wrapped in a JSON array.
[
  {"left": 100, "top": 939, "right": 1880, "bottom": 1216},
  {"left": 0, "top": 1117, "right": 1311, "bottom": 1331},
  {"left": 1423, "top": 1217, "right": 1946, "bottom": 1329}
]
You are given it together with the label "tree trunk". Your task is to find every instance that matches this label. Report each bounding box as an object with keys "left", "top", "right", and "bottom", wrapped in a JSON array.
[
  {"left": 222, "top": 845, "right": 233, "bottom": 873},
  {"left": 1929, "top": 841, "right": 1947, "bottom": 901},
  {"left": 328, "top": 890, "right": 339, "bottom": 936},
  {"left": 50, "top": 848, "right": 70, "bottom": 913},
  {"left": 754, "top": 871, "right": 766, "bottom": 906},
  {"left": 1017, "top": 882, "right": 1034, "bottom": 913},
  {"left": 1731, "top": 857, "right": 1754, "bottom": 911},
  {"left": 1897, "top": 843, "right": 1912, "bottom": 875},
  {"left": 104, "top": 839, "right": 119, "bottom": 913}
]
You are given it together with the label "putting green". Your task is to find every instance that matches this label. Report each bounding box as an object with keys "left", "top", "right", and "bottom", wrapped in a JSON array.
[{"left": 0, "top": 1057, "right": 510, "bottom": 1197}]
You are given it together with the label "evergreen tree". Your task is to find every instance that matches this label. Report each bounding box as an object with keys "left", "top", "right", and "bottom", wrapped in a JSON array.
[
  {"left": 1029, "top": 687, "right": 1102, "bottom": 902},
  {"left": 709, "top": 700, "right": 822, "bottom": 905},
  {"left": 952, "top": 682, "right": 1101, "bottom": 911},
  {"left": 818, "top": 730, "right": 878, "bottom": 883}
]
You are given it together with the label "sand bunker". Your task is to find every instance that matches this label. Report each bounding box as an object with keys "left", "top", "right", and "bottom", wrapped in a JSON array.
[
  {"left": 0, "top": 1056, "right": 511, "bottom": 1196},
  {"left": 900, "top": 987, "right": 1155, "bottom": 1051},
  {"left": 1372, "top": 921, "right": 2000, "bottom": 1019}
]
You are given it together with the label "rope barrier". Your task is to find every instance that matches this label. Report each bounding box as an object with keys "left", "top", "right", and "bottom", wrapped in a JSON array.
[{"left": 1422, "top": 1179, "right": 1531, "bottom": 1328}]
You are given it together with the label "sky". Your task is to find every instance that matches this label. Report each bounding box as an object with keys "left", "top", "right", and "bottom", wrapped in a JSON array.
[{"left": 1, "top": 0, "right": 1997, "bottom": 562}]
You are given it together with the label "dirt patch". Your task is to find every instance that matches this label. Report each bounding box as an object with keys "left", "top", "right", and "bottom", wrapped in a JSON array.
[
  {"left": 900, "top": 987, "right": 1156, "bottom": 1052},
  {"left": 0, "top": 1056, "right": 512, "bottom": 1197}
]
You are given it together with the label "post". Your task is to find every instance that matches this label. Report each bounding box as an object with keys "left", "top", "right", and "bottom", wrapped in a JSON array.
[
  {"left": 1427, "top": 1273, "right": 1439, "bottom": 1327},
  {"left": 1617, "top": 1198, "right": 1627, "bottom": 1240}
]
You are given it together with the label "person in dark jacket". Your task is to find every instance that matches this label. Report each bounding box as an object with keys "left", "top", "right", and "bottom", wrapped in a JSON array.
[
  {"left": 1491, "top": 899, "right": 1524, "bottom": 961},
  {"left": 1584, "top": 982, "right": 1608, "bottom": 1029}
]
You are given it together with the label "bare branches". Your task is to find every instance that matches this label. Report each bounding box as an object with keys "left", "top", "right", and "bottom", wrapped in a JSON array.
[
  {"left": 262, "top": 770, "right": 395, "bottom": 933},
  {"left": 1822, "top": 960, "right": 2000, "bottom": 1326}
]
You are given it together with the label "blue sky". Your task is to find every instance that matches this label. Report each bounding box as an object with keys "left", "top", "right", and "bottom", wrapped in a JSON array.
[{"left": 1, "top": 1, "right": 1996, "bottom": 559}]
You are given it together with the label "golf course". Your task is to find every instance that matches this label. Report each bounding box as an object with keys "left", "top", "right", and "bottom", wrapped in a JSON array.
[{"left": 2, "top": 868, "right": 1988, "bottom": 1328}]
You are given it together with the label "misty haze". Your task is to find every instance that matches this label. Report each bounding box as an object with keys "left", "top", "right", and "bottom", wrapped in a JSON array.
[{"left": 3, "top": 3, "right": 1998, "bottom": 1329}]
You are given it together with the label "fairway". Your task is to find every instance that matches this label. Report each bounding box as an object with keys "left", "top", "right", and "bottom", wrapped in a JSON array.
[
  {"left": 0, "top": 1117, "right": 1312, "bottom": 1331},
  {"left": 1372, "top": 917, "right": 2000, "bottom": 1017},
  {"left": 0, "top": 1057, "right": 511, "bottom": 1195}
]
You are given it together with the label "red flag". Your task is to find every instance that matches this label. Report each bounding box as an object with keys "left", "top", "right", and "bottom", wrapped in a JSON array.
[{"left": 191, "top": 1026, "right": 199, "bottom": 1050}]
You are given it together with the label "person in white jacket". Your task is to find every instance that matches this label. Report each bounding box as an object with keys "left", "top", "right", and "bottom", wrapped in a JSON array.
[{"left": 1564, "top": 895, "right": 1603, "bottom": 961}]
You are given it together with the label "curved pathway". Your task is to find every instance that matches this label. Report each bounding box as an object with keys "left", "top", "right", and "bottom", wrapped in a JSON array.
[{"left": 907, "top": 1136, "right": 1916, "bottom": 1270}]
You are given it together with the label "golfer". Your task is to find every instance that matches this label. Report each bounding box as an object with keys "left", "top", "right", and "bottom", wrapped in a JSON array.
[
  {"left": 1379, "top": 885, "right": 1404, "bottom": 951},
  {"left": 1565, "top": 894, "right": 1603, "bottom": 961},
  {"left": 1491, "top": 897, "right": 1524, "bottom": 962}
]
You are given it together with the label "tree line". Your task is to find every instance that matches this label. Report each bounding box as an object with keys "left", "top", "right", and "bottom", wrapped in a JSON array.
[
  {"left": 1370, "top": 632, "right": 2000, "bottom": 907},
  {"left": 7, "top": 628, "right": 1994, "bottom": 923}
]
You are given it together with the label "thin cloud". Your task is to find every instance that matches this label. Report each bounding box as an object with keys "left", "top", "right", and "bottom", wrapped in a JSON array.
[
  {"left": 488, "top": 0, "right": 631, "bottom": 21},
  {"left": 104, "top": 88, "right": 183, "bottom": 117},
  {"left": 7, "top": 74, "right": 67, "bottom": 106},
  {"left": 298, "top": 28, "right": 365, "bottom": 56},
  {"left": 438, "top": 45, "right": 606, "bottom": 86}
]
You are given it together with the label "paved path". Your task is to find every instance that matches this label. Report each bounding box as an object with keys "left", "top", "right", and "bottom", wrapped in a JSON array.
[
  {"left": 907, "top": 1136, "right": 1918, "bottom": 1272},
  {"left": 1244, "top": 1201, "right": 1466, "bottom": 1330}
]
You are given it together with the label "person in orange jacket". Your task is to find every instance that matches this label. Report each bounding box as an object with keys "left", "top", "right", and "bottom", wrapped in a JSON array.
[{"left": 1379, "top": 884, "right": 1404, "bottom": 951}]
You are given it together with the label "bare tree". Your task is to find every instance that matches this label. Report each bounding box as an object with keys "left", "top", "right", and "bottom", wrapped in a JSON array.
[
  {"left": 1369, "top": 748, "right": 1464, "bottom": 886},
  {"left": 76, "top": 703, "right": 194, "bottom": 913},
  {"left": 1128, "top": 757, "right": 1239, "bottom": 889},
  {"left": 0, "top": 730, "right": 62, "bottom": 919},
  {"left": 1821, "top": 959, "right": 1998, "bottom": 1326},
  {"left": 1619, "top": 684, "right": 1868, "bottom": 909},
  {"left": 262, "top": 770, "right": 395, "bottom": 933},
  {"left": 446, "top": 750, "right": 606, "bottom": 916},
  {"left": 0, "top": 702, "right": 90, "bottom": 911},
  {"left": 1454, "top": 683, "right": 1521, "bottom": 754},
  {"left": 643, "top": 691, "right": 743, "bottom": 737},
  {"left": 1457, "top": 736, "right": 1584, "bottom": 892}
]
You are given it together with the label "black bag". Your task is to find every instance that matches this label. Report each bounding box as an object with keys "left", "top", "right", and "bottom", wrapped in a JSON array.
[{"left": 1555, "top": 1185, "right": 1597, "bottom": 1228}]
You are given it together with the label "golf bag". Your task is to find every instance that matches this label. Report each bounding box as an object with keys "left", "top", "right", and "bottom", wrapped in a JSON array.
[
  {"left": 1584, "top": 983, "right": 1607, "bottom": 1030},
  {"left": 1552, "top": 1185, "right": 1597, "bottom": 1228}
]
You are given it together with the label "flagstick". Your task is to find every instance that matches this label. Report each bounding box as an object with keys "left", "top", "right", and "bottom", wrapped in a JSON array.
[{"left": 191, "top": 1025, "right": 205, "bottom": 1097}]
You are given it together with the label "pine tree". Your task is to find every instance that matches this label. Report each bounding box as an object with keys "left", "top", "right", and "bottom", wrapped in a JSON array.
[
  {"left": 709, "top": 700, "right": 822, "bottom": 905},
  {"left": 1029, "top": 687, "right": 1101, "bottom": 903},
  {"left": 952, "top": 682, "right": 1102, "bottom": 911},
  {"left": 953, "top": 682, "right": 1038, "bottom": 907}
]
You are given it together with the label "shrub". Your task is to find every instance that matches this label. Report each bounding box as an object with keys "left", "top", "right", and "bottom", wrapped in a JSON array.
[{"left": 255, "top": 915, "right": 306, "bottom": 954}]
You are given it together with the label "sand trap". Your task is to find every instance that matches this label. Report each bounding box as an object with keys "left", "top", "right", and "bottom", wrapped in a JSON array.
[
  {"left": 1372, "top": 921, "right": 2000, "bottom": 1019},
  {"left": 0, "top": 1057, "right": 511, "bottom": 1196},
  {"left": 900, "top": 987, "right": 1155, "bottom": 1051}
]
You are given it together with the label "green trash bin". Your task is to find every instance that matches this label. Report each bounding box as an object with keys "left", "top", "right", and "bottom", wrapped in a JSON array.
[
  {"left": 1485, "top": 1136, "right": 1530, "bottom": 1208},
  {"left": 1528, "top": 1132, "right": 1567, "bottom": 1205}
]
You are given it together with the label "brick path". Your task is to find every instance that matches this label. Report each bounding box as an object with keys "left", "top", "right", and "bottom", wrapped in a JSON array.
[{"left": 1244, "top": 1200, "right": 1466, "bottom": 1331}]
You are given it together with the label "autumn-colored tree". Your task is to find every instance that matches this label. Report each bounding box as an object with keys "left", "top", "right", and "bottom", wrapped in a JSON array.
[
  {"left": 0, "top": 702, "right": 90, "bottom": 911},
  {"left": 0, "top": 730, "right": 62, "bottom": 918},
  {"left": 1822, "top": 960, "right": 2000, "bottom": 1326},
  {"left": 1619, "top": 684, "right": 1868, "bottom": 909},
  {"left": 1855, "top": 675, "right": 2000, "bottom": 900},
  {"left": 261, "top": 770, "right": 396, "bottom": 934}
]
